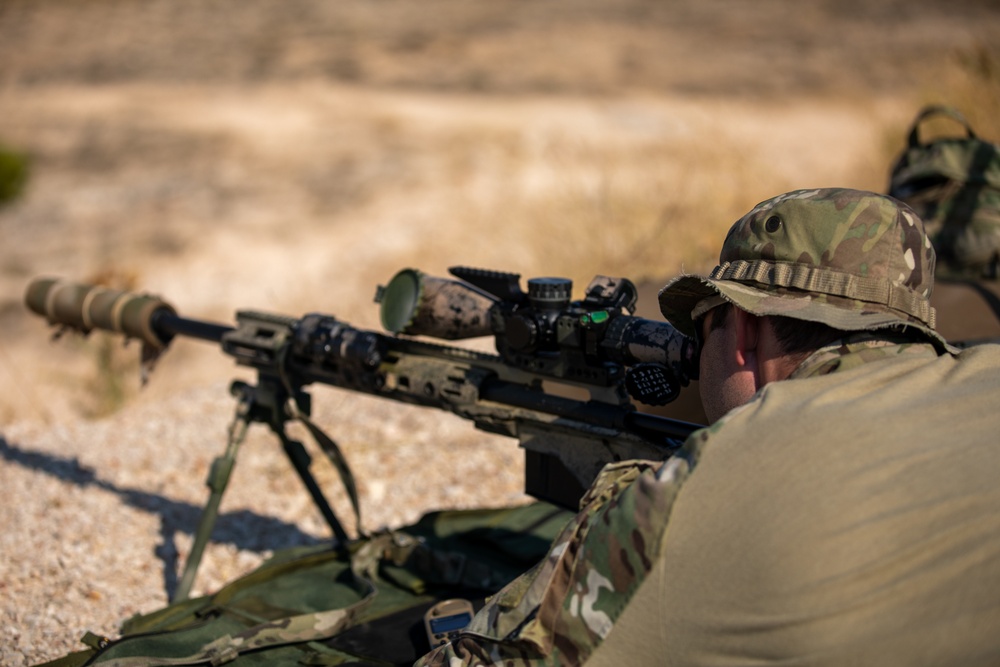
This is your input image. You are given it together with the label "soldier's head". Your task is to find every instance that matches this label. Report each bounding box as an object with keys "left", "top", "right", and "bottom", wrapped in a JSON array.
[{"left": 658, "top": 187, "right": 947, "bottom": 422}]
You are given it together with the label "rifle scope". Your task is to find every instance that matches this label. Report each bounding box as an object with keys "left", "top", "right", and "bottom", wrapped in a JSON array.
[{"left": 375, "top": 267, "right": 699, "bottom": 388}]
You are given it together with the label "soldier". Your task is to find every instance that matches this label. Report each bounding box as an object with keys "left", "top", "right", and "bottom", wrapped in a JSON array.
[{"left": 415, "top": 188, "right": 1000, "bottom": 666}]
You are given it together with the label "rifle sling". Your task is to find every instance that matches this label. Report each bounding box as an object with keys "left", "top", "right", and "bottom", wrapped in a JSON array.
[
  {"left": 290, "top": 405, "right": 365, "bottom": 539},
  {"left": 87, "top": 575, "right": 377, "bottom": 667},
  {"left": 275, "top": 342, "right": 365, "bottom": 540}
]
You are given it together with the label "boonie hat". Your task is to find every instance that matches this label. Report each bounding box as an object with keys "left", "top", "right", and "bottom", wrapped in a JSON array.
[{"left": 658, "top": 188, "right": 948, "bottom": 349}]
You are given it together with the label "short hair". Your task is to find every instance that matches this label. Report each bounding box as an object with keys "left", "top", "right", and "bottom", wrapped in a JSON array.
[
  {"left": 706, "top": 302, "right": 845, "bottom": 359},
  {"left": 769, "top": 314, "right": 846, "bottom": 357}
]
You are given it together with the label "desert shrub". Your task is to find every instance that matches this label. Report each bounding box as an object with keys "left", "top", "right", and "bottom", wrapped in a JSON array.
[{"left": 0, "top": 143, "right": 29, "bottom": 206}]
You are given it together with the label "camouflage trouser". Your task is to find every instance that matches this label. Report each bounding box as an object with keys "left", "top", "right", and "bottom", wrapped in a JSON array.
[{"left": 414, "top": 454, "right": 695, "bottom": 667}]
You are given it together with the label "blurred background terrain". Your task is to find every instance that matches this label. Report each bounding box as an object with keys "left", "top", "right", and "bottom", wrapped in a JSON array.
[
  {"left": 1, "top": 0, "right": 999, "bottom": 420},
  {"left": 1, "top": 1, "right": 999, "bottom": 663}
]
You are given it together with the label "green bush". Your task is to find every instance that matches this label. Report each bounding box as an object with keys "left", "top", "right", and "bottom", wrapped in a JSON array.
[{"left": 0, "top": 144, "right": 29, "bottom": 206}]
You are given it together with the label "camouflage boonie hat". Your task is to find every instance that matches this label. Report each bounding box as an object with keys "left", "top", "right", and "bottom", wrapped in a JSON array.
[{"left": 658, "top": 188, "right": 948, "bottom": 348}]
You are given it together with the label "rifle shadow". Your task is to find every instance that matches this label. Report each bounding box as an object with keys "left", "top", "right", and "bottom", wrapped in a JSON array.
[{"left": 0, "top": 435, "right": 327, "bottom": 600}]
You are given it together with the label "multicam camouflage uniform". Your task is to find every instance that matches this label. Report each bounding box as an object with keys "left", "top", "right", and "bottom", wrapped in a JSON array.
[
  {"left": 415, "top": 457, "right": 694, "bottom": 667},
  {"left": 416, "top": 189, "right": 1000, "bottom": 666}
]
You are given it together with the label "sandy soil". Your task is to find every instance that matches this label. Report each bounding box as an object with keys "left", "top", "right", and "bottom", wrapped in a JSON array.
[{"left": 1, "top": 1, "right": 999, "bottom": 664}]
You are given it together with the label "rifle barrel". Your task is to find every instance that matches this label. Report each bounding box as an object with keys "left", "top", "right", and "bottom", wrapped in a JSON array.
[
  {"left": 24, "top": 277, "right": 235, "bottom": 349},
  {"left": 150, "top": 311, "right": 233, "bottom": 344}
]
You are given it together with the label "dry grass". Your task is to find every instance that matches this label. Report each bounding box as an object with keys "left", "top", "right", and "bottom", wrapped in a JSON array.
[
  {"left": 0, "top": 84, "right": 994, "bottom": 425},
  {"left": 932, "top": 41, "right": 1000, "bottom": 138},
  {"left": 0, "top": 2, "right": 997, "bottom": 425},
  {"left": 875, "top": 40, "right": 1000, "bottom": 169}
]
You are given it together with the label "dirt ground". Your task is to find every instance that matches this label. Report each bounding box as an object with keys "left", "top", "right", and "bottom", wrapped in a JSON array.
[{"left": 1, "top": 1, "right": 999, "bottom": 664}]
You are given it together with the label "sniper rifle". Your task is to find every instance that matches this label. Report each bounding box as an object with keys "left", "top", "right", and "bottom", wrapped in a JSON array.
[{"left": 24, "top": 267, "right": 701, "bottom": 601}]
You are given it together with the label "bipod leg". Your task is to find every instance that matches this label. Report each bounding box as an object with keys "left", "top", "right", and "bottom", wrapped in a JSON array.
[
  {"left": 246, "top": 375, "right": 352, "bottom": 548},
  {"left": 172, "top": 390, "right": 252, "bottom": 602},
  {"left": 273, "top": 428, "right": 351, "bottom": 546}
]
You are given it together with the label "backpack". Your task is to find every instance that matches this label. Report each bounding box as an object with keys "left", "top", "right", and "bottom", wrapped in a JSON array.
[
  {"left": 35, "top": 502, "right": 572, "bottom": 667},
  {"left": 888, "top": 105, "right": 1000, "bottom": 279}
]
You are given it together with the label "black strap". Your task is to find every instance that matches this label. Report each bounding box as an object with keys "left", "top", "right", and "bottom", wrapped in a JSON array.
[
  {"left": 275, "top": 343, "right": 364, "bottom": 541},
  {"left": 907, "top": 104, "right": 978, "bottom": 147},
  {"left": 290, "top": 405, "right": 366, "bottom": 539}
]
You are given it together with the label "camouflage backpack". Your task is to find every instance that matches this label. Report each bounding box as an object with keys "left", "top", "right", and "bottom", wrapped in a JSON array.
[
  {"left": 35, "top": 502, "right": 572, "bottom": 667},
  {"left": 888, "top": 104, "right": 1000, "bottom": 278}
]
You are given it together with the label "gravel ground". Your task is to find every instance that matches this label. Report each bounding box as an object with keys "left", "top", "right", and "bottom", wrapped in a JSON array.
[
  {"left": 3, "top": 4, "right": 997, "bottom": 665},
  {"left": 0, "top": 380, "right": 528, "bottom": 666}
]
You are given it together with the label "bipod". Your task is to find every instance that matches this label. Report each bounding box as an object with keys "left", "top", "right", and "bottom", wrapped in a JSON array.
[{"left": 173, "top": 374, "right": 357, "bottom": 602}]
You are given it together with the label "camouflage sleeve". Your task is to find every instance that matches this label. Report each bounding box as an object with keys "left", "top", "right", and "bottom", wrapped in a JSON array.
[{"left": 413, "top": 451, "right": 698, "bottom": 667}]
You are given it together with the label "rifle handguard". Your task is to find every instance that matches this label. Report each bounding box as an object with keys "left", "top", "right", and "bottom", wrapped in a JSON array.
[{"left": 24, "top": 277, "right": 177, "bottom": 349}]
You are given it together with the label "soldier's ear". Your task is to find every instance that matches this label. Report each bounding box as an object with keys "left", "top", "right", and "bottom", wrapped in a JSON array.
[{"left": 732, "top": 308, "right": 759, "bottom": 369}]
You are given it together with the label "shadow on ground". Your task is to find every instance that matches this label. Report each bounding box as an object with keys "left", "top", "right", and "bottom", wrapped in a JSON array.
[{"left": 0, "top": 435, "right": 326, "bottom": 601}]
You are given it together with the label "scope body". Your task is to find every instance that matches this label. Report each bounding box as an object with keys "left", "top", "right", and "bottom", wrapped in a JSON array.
[{"left": 377, "top": 267, "right": 699, "bottom": 405}]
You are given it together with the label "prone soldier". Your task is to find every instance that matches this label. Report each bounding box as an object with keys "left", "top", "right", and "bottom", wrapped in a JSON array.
[{"left": 416, "top": 188, "right": 1000, "bottom": 666}]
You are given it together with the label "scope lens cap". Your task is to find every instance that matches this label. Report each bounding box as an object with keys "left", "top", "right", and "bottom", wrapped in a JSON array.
[{"left": 379, "top": 268, "right": 422, "bottom": 334}]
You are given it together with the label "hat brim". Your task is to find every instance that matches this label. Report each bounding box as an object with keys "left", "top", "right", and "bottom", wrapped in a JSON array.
[{"left": 658, "top": 274, "right": 951, "bottom": 350}]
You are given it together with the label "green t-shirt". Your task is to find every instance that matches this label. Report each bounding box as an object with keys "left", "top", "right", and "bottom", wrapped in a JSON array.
[{"left": 418, "top": 337, "right": 1000, "bottom": 666}]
